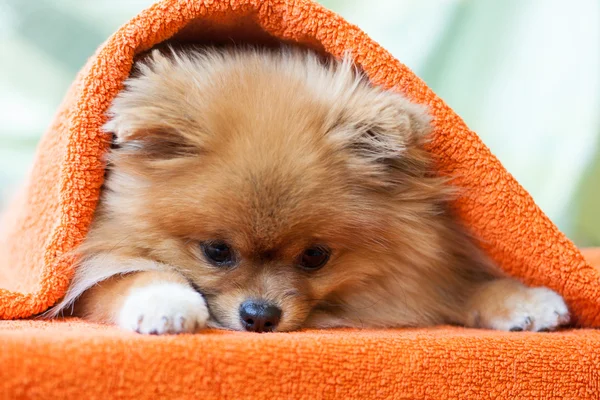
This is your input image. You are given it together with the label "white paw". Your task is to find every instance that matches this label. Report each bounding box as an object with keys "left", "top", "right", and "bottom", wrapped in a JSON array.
[
  {"left": 118, "top": 282, "right": 209, "bottom": 334},
  {"left": 467, "top": 280, "right": 570, "bottom": 332}
]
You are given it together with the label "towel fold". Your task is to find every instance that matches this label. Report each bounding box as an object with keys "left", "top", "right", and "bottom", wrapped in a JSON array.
[
  {"left": 4, "top": 0, "right": 596, "bottom": 324},
  {"left": 2, "top": 0, "right": 598, "bottom": 323}
]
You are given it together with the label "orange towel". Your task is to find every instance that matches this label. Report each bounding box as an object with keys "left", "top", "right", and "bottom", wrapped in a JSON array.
[
  {"left": 0, "top": 0, "right": 599, "bottom": 397},
  {"left": 1, "top": 319, "right": 599, "bottom": 400}
]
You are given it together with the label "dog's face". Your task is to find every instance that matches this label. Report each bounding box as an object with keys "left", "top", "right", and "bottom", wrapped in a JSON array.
[{"left": 101, "top": 47, "right": 442, "bottom": 331}]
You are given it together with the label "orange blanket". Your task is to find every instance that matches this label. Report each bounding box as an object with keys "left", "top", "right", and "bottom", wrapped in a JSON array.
[{"left": 0, "top": 0, "right": 599, "bottom": 398}]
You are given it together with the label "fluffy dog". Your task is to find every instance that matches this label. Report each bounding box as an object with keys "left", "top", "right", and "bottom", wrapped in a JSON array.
[{"left": 49, "top": 46, "right": 570, "bottom": 334}]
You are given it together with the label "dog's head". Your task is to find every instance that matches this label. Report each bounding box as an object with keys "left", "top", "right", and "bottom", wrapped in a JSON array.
[{"left": 102, "top": 47, "right": 446, "bottom": 331}]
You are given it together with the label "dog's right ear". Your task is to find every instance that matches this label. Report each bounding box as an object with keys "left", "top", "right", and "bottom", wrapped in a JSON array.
[
  {"left": 103, "top": 49, "right": 203, "bottom": 159},
  {"left": 105, "top": 123, "right": 200, "bottom": 160}
]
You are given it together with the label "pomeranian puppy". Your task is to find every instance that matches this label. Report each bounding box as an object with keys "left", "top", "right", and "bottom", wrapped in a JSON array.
[{"left": 48, "top": 46, "right": 570, "bottom": 334}]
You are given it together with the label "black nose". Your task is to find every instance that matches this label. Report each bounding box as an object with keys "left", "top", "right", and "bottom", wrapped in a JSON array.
[{"left": 239, "top": 300, "right": 282, "bottom": 332}]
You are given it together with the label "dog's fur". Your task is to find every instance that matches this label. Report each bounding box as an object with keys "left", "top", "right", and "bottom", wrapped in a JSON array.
[{"left": 49, "top": 46, "right": 570, "bottom": 334}]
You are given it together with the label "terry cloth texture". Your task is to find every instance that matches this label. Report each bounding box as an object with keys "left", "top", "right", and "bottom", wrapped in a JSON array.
[
  {"left": 0, "top": 1, "right": 599, "bottom": 398},
  {"left": 0, "top": 318, "right": 600, "bottom": 399}
]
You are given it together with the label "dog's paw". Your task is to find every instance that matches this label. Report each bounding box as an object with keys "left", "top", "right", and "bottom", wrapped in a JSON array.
[
  {"left": 466, "top": 279, "right": 570, "bottom": 332},
  {"left": 118, "top": 282, "right": 209, "bottom": 334}
]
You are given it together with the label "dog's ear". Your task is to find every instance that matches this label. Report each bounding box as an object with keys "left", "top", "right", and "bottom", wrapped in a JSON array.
[
  {"left": 327, "top": 84, "right": 433, "bottom": 175},
  {"left": 351, "top": 92, "right": 431, "bottom": 164},
  {"left": 105, "top": 124, "right": 199, "bottom": 159},
  {"left": 103, "top": 49, "right": 202, "bottom": 159}
]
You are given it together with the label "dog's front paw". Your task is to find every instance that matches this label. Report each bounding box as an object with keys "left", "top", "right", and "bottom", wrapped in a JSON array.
[
  {"left": 118, "top": 282, "right": 209, "bottom": 334},
  {"left": 466, "top": 279, "right": 570, "bottom": 332}
]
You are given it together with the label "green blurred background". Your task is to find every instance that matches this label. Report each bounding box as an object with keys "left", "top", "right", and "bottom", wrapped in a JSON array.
[{"left": 1, "top": 0, "right": 598, "bottom": 245}]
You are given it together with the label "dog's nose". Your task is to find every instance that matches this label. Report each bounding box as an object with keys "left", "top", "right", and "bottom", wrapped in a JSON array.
[{"left": 239, "top": 300, "right": 282, "bottom": 332}]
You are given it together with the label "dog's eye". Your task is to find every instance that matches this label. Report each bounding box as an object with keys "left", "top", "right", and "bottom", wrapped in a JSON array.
[
  {"left": 298, "top": 246, "right": 330, "bottom": 271},
  {"left": 202, "top": 241, "right": 235, "bottom": 266}
]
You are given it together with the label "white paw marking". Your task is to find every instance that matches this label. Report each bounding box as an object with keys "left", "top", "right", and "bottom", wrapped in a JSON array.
[
  {"left": 118, "top": 282, "right": 209, "bottom": 334},
  {"left": 469, "top": 281, "right": 570, "bottom": 332}
]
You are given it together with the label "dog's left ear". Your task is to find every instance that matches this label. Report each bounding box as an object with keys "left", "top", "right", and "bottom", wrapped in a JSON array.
[{"left": 328, "top": 87, "right": 432, "bottom": 168}]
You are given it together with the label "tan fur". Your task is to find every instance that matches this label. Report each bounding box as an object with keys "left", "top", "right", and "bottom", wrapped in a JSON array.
[{"left": 48, "top": 46, "right": 569, "bottom": 333}]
